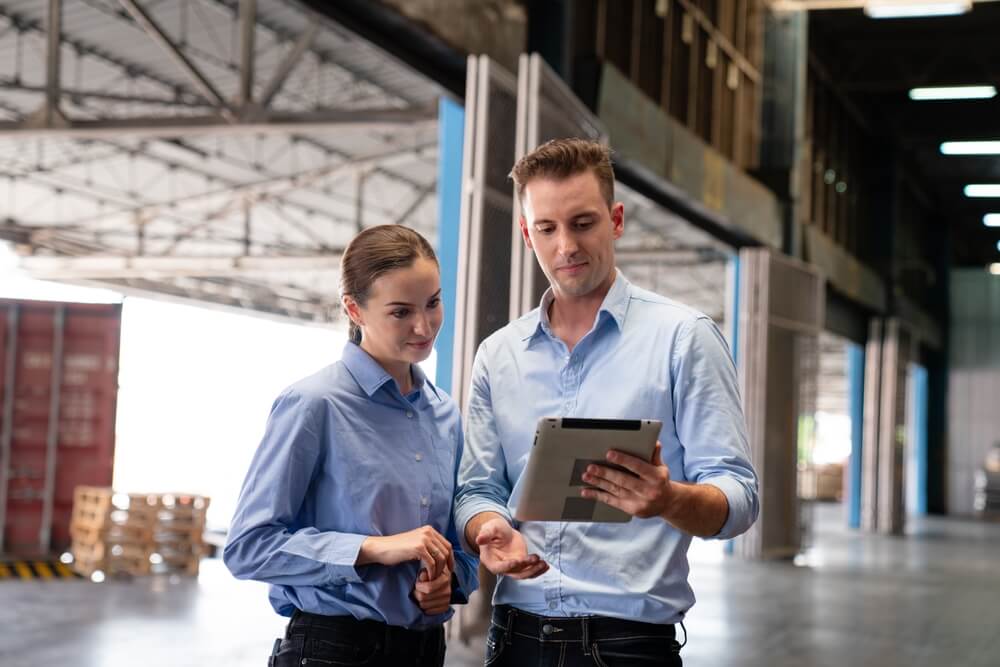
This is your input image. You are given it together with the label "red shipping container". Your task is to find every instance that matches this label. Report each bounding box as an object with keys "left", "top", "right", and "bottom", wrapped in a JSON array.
[{"left": 0, "top": 298, "right": 122, "bottom": 556}]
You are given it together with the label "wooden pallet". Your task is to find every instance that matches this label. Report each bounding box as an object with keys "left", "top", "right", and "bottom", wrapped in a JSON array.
[
  {"left": 70, "top": 486, "right": 210, "bottom": 578},
  {"left": 72, "top": 543, "right": 151, "bottom": 578},
  {"left": 70, "top": 520, "right": 152, "bottom": 545}
]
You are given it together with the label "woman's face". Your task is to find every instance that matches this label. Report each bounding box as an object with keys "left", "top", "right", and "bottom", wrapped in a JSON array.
[{"left": 348, "top": 256, "right": 443, "bottom": 368}]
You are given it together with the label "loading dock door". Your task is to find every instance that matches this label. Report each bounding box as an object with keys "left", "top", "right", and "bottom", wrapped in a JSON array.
[
  {"left": 862, "top": 318, "right": 911, "bottom": 535},
  {"left": 451, "top": 55, "right": 519, "bottom": 410},
  {"left": 509, "top": 54, "right": 607, "bottom": 319},
  {"left": 733, "top": 248, "right": 824, "bottom": 559}
]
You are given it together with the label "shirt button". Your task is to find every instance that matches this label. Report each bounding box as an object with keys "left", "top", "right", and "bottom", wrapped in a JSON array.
[
  {"left": 406, "top": 411, "right": 414, "bottom": 419},
  {"left": 415, "top": 453, "right": 423, "bottom": 462},
  {"left": 548, "top": 601, "right": 558, "bottom": 610},
  {"left": 421, "top": 496, "right": 429, "bottom": 507}
]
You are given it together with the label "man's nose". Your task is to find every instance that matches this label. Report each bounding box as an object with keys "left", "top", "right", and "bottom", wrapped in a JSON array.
[{"left": 556, "top": 229, "right": 579, "bottom": 257}]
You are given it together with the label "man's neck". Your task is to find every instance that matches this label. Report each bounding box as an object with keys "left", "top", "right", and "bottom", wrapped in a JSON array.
[{"left": 548, "top": 270, "right": 616, "bottom": 351}]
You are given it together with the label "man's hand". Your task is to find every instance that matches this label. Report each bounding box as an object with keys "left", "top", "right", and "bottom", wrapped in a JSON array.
[
  {"left": 475, "top": 517, "right": 549, "bottom": 579},
  {"left": 413, "top": 566, "right": 452, "bottom": 615},
  {"left": 356, "top": 526, "right": 454, "bottom": 579},
  {"left": 581, "top": 442, "right": 675, "bottom": 519}
]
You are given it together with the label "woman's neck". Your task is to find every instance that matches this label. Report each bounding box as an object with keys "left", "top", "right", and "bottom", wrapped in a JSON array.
[{"left": 360, "top": 341, "right": 413, "bottom": 394}]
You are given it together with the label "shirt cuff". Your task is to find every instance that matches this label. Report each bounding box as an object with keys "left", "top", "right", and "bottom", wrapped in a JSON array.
[
  {"left": 700, "top": 475, "right": 755, "bottom": 541},
  {"left": 455, "top": 499, "right": 513, "bottom": 553},
  {"left": 283, "top": 531, "right": 367, "bottom": 585}
]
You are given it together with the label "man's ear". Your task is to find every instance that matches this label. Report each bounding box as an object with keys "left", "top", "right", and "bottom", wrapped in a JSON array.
[
  {"left": 519, "top": 215, "right": 533, "bottom": 250},
  {"left": 610, "top": 202, "right": 625, "bottom": 239}
]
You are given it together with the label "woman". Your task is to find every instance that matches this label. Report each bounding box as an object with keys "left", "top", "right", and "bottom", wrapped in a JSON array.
[{"left": 224, "top": 225, "right": 478, "bottom": 667}]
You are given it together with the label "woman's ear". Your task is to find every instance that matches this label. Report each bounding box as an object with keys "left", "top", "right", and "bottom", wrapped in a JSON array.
[{"left": 342, "top": 295, "right": 363, "bottom": 328}]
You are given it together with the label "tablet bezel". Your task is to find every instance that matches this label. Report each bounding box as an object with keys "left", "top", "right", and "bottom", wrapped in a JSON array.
[{"left": 513, "top": 417, "right": 662, "bottom": 523}]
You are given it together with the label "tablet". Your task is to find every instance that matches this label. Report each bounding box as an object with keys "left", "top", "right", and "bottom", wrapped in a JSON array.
[{"left": 513, "top": 417, "right": 662, "bottom": 523}]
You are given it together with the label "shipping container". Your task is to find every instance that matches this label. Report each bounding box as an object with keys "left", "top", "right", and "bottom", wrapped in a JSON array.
[{"left": 0, "top": 298, "right": 122, "bottom": 556}]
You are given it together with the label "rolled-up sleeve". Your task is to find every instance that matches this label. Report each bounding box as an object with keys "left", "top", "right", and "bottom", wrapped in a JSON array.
[
  {"left": 223, "top": 390, "right": 367, "bottom": 585},
  {"left": 454, "top": 345, "right": 514, "bottom": 551},
  {"left": 671, "top": 318, "right": 759, "bottom": 540}
]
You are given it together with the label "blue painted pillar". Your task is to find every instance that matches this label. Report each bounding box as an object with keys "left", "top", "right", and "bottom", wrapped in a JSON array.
[
  {"left": 725, "top": 253, "right": 740, "bottom": 556},
  {"left": 433, "top": 97, "right": 464, "bottom": 393},
  {"left": 847, "top": 343, "right": 865, "bottom": 529},
  {"left": 728, "top": 254, "right": 740, "bottom": 365},
  {"left": 913, "top": 364, "right": 929, "bottom": 516}
]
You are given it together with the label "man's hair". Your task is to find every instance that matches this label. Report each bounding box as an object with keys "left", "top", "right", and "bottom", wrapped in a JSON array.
[{"left": 509, "top": 138, "right": 615, "bottom": 208}]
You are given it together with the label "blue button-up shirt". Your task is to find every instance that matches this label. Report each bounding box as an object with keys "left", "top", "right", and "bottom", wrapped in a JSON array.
[
  {"left": 455, "top": 270, "right": 758, "bottom": 624},
  {"left": 224, "top": 342, "right": 478, "bottom": 629}
]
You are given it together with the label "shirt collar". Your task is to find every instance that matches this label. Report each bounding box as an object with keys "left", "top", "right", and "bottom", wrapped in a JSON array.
[
  {"left": 342, "top": 341, "right": 428, "bottom": 396},
  {"left": 522, "top": 269, "right": 631, "bottom": 348}
]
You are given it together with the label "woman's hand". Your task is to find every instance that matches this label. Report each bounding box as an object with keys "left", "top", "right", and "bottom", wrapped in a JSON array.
[
  {"left": 412, "top": 566, "right": 452, "bottom": 615},
  {"left": 357, "top": 525, "right": 454, "bottom": 579}
]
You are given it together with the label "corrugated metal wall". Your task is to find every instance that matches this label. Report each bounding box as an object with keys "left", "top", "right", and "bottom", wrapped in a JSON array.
[{"left": 948, "top": 270, "right": 1000, "bottom": 515}]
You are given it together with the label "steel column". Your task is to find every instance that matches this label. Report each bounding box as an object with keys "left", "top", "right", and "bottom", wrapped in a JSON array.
[
  {"left": 0, "top": 304, "right": 20, "bottom": 553},
  {"left": 39, "top": 306, "right": 65, "bottom": 554},
  {"left": 45, "top": 0, "right": 62, "bottom": 124},
  {"left": 239, "top": 0, "right": 256, "bottom": 107}
]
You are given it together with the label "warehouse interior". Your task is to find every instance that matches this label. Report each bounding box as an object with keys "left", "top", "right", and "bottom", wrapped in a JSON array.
[{"left": 1, "top": 1, "right": 1000, "bottom": 666}]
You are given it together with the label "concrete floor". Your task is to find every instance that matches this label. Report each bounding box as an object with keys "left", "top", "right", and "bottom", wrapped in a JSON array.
[{"left": 2, "top": 504, "right": 998, "bottom": 666}]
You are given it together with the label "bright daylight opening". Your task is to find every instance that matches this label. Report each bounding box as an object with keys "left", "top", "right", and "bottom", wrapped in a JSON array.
[{"left": 2, "top": 241, "right": 438, "bottom": 530}]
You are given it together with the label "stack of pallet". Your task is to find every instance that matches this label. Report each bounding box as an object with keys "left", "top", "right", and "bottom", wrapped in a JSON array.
[
  {"left": 70, "top": 486, "right": 210, "bottom": 578},
  {"left": 149, "top": 493, "right": 211, "bottom": 575}
]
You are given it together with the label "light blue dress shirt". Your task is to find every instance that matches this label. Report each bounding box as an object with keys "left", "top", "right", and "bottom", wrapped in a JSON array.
[
  {"left": 455, "top": 270, "right": 758, "bottom": 624},
  {"left": 224, "top": 342, "right": 478, "bottom": 629}
]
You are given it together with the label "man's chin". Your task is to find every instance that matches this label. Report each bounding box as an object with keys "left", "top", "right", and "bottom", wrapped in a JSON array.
[{"left": 555, "top": 278, "right": 598, "bottom": 298}]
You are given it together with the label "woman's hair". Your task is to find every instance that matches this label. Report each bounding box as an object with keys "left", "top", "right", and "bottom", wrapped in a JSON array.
[{"left": 340, "top": 225, "right": 438, "bottom": 344}]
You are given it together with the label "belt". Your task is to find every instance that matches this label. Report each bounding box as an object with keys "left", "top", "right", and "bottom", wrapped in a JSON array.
[
  {"left": 493, "top": 604, "right": 676, "bottom": 643},
  {"left": 289, "top": 610, "right": 442, "bottom": 638}
]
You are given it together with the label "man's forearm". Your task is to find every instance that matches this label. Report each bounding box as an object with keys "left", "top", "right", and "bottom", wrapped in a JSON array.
[
  {"left": 661, "top": 482, "right": 730, "bottom": 537},
  {"left": 463, "top": 511, "right": 507, "bottom": 555}
]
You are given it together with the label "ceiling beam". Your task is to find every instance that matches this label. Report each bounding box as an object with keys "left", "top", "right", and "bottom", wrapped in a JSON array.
[
  {"left": 116, "top": 0, "right": 235, "bottom": 120},
  {"left": 258, "top": 23, "right": 320, "bottom": 111},
  {"left": 18, "top": 253, "right": 344, "bottom": 280},
  {"left": 0, "top": 107, "right": 435, "bottom": 139}
]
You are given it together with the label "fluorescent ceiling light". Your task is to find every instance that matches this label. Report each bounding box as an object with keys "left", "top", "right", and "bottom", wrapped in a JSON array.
[
  {"left": 941, "top": 141, "right": 1000, "bottom": 155},
  {"left": 965, "top": 185, "right": 1000, "bottom": 198},
  {"left": 985, "top": 214, "right": 1000, "bottom": 227},
  {"left": 990, "top": 263, "right": 1000, "bottom": 276},
  {"left": 866, "top": 1, "right": 971, "bottom": 18},
  {"left": 909, "top": 85, "right": 997, "bottom": 101}
]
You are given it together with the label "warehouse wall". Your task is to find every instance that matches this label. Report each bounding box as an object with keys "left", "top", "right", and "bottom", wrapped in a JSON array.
[{"left": 948, "top": 270, "right": 1000, "bottom": 515}]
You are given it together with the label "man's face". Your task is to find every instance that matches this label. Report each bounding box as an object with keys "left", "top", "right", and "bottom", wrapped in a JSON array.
[{"left": 519, "top": 170, "right": 624, "bottom": 300}]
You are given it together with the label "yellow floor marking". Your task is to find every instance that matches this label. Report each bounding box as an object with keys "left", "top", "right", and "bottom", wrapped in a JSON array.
[
  {"left": 13, "top": 562, "right": 32, "bottom": 580},
  {"left": 0, "top": 563, "right": 10, "bottom": 578},
  {"left": 33, "top": 561, "right": 54, "bottom": 579},
  {"left": 53, "top": 561, "right": 75, "bottom": 578}
]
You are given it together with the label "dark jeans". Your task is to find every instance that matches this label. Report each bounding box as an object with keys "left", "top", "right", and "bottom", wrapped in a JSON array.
[
  {"left": 484, "top": 605, "right": 683, "bottom": 667},
  {"left": 268, "top": 610, "right": 445, "bottom": 667}
]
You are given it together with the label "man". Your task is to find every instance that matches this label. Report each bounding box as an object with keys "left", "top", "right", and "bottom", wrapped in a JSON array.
[{"left": 454, "top": 138, "right": 759, "bottom": 666}]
